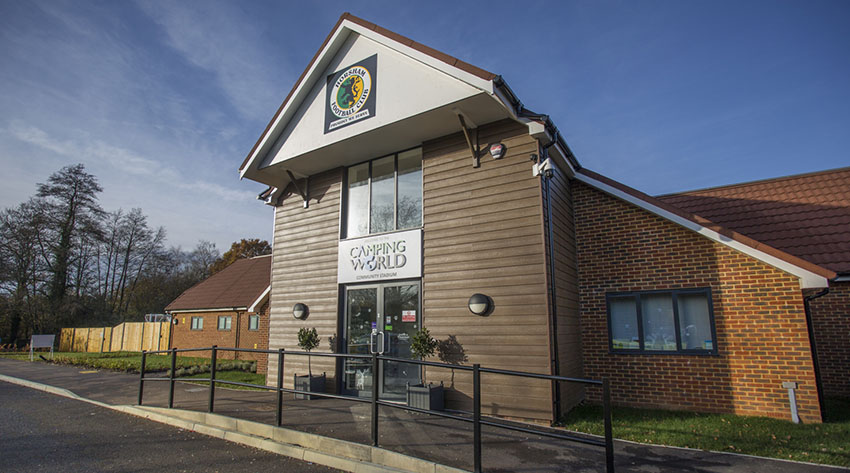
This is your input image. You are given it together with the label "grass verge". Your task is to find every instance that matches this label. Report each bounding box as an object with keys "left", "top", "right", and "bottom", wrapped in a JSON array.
[
  {"left": 179, "top": 370, "right": 268, "bottom": 391},
  {"left": 0, "top": 351, "right": 209, "bottom": 373},
  {"left": 558, "top": 398, "right": 850, "bottom": 467}
]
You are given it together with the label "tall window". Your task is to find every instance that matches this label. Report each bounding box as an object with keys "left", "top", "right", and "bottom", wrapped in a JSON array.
[
  {"left": 606, "top": 289, "right": 716, "bottom": 354},
  {"left": 190, "top": 316, "right": 203, "bottom": 330},
  {"left": 249, "top": 315, "right": 260, "bottom": 331},
  {"left": 345, "top": 148, "right": 422, "bottom": 238}
]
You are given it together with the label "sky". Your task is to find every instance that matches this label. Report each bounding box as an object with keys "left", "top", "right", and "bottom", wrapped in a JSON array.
[{"left": 1, "top": 0, "right": 848, "bottom": 251}]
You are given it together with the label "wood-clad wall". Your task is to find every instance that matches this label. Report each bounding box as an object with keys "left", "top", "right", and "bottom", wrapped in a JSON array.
[
  {"left": 545, "top": 162, "right": 585, "bottom": 413},
  {"left": 421, "top": 119, "right": 555, "bottom": 421},
  {"left": 267, "top": 168, "right": 343, "bottom": 389}
]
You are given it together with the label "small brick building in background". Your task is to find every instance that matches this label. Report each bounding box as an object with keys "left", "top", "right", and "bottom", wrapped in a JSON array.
[{"left": 165, "top": 255, "right": 271, "bottom": 374}]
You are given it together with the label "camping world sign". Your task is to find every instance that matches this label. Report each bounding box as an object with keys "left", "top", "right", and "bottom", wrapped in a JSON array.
[
  {"left": 324, "top": 55, "right": 377, "bottom": 133},
  {"left": 338, "top": 229, "right": 421, "bottom": 283}
]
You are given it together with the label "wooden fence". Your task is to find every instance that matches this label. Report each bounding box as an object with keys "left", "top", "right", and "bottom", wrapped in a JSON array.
[{"left": 58, "top": 322, "right": 171, "bottom": 353}]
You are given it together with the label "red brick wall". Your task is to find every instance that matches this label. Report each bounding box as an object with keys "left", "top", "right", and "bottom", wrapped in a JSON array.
[
  {"left": 242, "top": 302, "right": 270, "bottom": 374},
  {"left": 575, "top": 182, "right": 822, "bottom": 422},
  {"left": 807, "top": 282, "right": 850, "bottom": 397},
  {"left": 169, "top": 302, "right": 270, "bottom": 374},
  {"left": 171, "top": 310, "right": 239, "bottom": 359}
]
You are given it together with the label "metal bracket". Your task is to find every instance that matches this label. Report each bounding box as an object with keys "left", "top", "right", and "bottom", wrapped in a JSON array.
[
  {"left": 285, "top": 170, "right": 309, "bottom": 208},
  {"left": 458, "top": 115, "right": 483, "bottom": 168}
]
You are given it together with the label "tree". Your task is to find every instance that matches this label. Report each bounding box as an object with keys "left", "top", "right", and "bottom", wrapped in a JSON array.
[
  {"left": 36, "top": 164, "right": 104, "bottom": 323},
  {"left": 0, "top": 200, "right": 47, "bottom": 343},
  {"left": 188, "top": 240, "right": 220, "bottom": 281},
  {"left": 209, "top": 238, "right": 271, "bottom": 274}
]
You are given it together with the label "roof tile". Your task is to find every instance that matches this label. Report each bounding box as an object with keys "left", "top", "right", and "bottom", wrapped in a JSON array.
[
  {"left": 658, "top": 167, "right": 850, "bottom": 274},
  {"left": 165, "top": 255, "right": 271, "bottom": 311}
]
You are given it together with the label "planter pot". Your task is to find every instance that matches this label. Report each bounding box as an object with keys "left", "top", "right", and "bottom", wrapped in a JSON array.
[
  {"left": 406, "top": 382, "right": 444, "bottom": 411},
  {"left": 294, "top": 372, "right": 326, "bottom": 400}
]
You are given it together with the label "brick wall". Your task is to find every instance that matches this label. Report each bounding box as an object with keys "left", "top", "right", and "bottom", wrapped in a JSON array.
[
  {"left": 243, "top": 302, "right": 270, "bottom": 374},
  {"left": 807, "top": 282, "right": 850, "bottom": 397},
  {"left": 575, "top": 182, "right": 822, "bottom": 422},
  {"left": 169, "top": 302, "right": 270, "bottom": 374}
]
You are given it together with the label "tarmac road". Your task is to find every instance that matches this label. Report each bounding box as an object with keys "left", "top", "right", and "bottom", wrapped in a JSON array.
[{"left": 0, "top": 380, "right": 342, "bottom": 473}]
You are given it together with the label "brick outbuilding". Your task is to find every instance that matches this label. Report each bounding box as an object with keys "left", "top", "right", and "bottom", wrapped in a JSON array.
[{"left": 165, "top": 255, "right": 271, "bottom": 374}]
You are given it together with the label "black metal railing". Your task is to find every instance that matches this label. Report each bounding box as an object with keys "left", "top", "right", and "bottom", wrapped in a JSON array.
[{"left": 138, "top": 346, "right": 615, "bottom": 473}]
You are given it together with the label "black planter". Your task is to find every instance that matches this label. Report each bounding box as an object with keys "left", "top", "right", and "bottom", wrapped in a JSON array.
[
  {"left": 406, "top": 382, "right": 444, "bottom": 411},
  {"left": 294, "top": 372, "right": 326, "bottom": 400}
]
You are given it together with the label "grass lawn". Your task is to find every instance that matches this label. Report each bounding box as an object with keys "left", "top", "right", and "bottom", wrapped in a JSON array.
[
  {"left": 0, "top": 351, "right": 210, "bottom": 373},
  {"left": 180, "top": 370, "right": 268, "bottom": 391},
  {"left": 558, "top": 398, "right": 850, "bottom": 467}
]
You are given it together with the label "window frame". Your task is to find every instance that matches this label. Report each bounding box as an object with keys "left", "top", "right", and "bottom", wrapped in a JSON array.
[
  {"left": 341, "top": 146, "right": 423, "bottom": 240},
  {"left": 217, "top": 315, "right": 232, "bottom": 331},
  {"left": 605, "top": 288, "right": 718, "bottom": 355},
  {"left": 248, "top": 314, "right": 260, "bottom": 331},
  {"left": 190, "top": 316, "right": 203, "bottom": 331}
]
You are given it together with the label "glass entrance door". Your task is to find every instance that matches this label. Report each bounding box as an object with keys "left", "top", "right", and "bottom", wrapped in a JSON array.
[{"left": 343, "top": 281, "right": 420, "bottom": 399}]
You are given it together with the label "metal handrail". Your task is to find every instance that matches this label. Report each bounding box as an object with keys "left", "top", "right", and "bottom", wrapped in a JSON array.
[{"left": 138, "top": 345, "right": 615, "bottom": 472}]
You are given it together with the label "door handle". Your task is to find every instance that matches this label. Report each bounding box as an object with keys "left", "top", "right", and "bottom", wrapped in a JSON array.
[
  {"left": 370, "top": 329, "right": 379, "bottom": 354},
  {"left": 377, "top": 331, "right": 386, "bottom": 354}
]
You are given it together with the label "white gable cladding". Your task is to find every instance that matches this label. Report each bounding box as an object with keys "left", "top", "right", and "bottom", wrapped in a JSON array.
[{"left": 261, "top": 33, "right": 483, "bottom": 170}]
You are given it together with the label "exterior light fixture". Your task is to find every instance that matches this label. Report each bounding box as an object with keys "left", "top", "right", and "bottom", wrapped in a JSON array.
[
  {"left": 293, "top": 303, "right": 309, "bottom": 320},
  {"left": 489, "top": 143, "right": 506, "bottom": 159},
  {"left": 468, "top": 293, "right": 491, "bottom": 316}
]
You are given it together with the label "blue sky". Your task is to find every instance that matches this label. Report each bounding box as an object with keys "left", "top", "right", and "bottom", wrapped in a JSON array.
[{"left": 1, "top": 0, "right": 848, "bottom": 250}]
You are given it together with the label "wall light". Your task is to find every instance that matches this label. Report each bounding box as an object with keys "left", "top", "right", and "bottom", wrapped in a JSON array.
[
  {"left": 468, "top": 294, "right": 492, "bottom": 316},
  {"left": 293, "top": 303, "right": 309, "bottom": 320}
]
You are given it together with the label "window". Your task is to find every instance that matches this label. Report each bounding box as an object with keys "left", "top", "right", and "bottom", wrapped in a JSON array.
[
  {"left": 607, "top": 289, "right": 716, "bottom": 354},
  {"left": 190, "top": 316, "right": 203, "bottom": 330},
  {"left": 345, "top": 148, "right": 422, "bottom": 238},
  {"left": 249, "top": 315, "right": 260, "bottom": 331},
  {"left": 217, "top": 316, "right": 232, "bottom": 331}
]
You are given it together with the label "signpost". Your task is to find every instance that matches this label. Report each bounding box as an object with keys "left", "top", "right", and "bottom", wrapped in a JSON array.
[{"left": 29, "top": 334, "right": 55, "bottom": 361}]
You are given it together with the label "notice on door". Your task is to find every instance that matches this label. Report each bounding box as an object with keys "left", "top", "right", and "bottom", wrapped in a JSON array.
[{"left": 402, "top": 310, "right": 416, "bottom": 322}]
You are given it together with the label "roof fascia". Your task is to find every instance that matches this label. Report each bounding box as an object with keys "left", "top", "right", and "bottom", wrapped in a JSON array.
[
  {"left": 575, "top": 170, "right": 832, "bottom": 289},
  {"left": 248, "top": 286, "right": 271, "bottom": 313},
  {"left": 167, "top": 307, "right": 248, "bottom": 314},
  {"left": 240, "top": 17, "right": 497, "bottom": 179}
]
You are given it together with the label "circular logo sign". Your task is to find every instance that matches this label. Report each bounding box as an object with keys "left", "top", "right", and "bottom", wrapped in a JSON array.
[{"left": 330, "top": 66, "right": 371, "bottom": 118}]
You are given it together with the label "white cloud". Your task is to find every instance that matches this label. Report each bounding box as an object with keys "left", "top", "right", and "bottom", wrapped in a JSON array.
[
  {"left": 136, "top": 0, "right": 283, "bottom": 120},
  {"left": 8, "top": 122, "right": 254, "bottom": 203}
]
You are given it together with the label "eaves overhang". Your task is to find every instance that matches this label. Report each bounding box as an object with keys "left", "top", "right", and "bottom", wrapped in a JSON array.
[
  {"left": 576, "top": 168, "right": 835, "bottom": 289},
  {"left": 238, "top": 13, "right": 577, "bottom": 192}
]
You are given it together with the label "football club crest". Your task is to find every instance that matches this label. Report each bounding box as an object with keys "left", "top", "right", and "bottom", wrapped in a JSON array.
[{"left": 324, "top": 55, "right": 377, "bottom": 133}]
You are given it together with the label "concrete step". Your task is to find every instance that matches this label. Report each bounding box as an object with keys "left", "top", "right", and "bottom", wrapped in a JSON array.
[{"left": 130, "top": 405, "right": 465, "bottom": 473}]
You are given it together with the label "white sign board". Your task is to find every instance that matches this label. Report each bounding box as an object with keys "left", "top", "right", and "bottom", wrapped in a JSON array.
[
  {"left": 338, "top": 229, "right": 422, "bottom": 284},
  {"left": 30, "top": 334, "right": 55, "bottom": 361}
]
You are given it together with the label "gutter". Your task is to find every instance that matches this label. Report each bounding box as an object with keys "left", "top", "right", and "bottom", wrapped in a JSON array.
[{"left": 492, "top": 76, "right": 581, "bottom": 171}]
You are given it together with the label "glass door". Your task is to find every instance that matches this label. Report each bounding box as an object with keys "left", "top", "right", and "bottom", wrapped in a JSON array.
[
  {"left": 380, "top": 284, "right": 420, "bottom": 398},
  {"left": 343, "top": 286, "right": 378, "bottom": 395},
  {"left": 342, "top": 281, "right": 421, "bottom": 399}
]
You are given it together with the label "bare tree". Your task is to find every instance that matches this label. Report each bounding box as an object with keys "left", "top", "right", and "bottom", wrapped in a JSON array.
[
  {"left": 0, "top": 200, "right": 47, "bottom": 343},
  {"left": 36, "top": 164, "right": 104, "bottom": 323}
]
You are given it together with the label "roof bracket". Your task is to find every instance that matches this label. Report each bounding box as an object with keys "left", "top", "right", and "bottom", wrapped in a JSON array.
[
  {"left": 458, "top": 115, "right": 482, "bottom": 168},
  {"left": 285, "top": 170, "right": 309, "bottom": 208}
]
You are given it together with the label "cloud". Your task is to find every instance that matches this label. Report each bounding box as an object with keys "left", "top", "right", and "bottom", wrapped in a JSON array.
[
  {"left": 8, "top": 121, "right": 254, "bottom": 203},
  {"left": 136, "top": 0, "right": 283, "bottom": 120}
]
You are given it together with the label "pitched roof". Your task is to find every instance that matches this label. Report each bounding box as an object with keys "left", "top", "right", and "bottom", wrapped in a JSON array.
[
  {"left": 238, "top": 12, "right": 496, "bottom": 173},
  {"left": 165, "top": 255, "right": 271, "bottom": 312},
  {"left": 657, "top": 167, "right": 850, "bottom": 275},
  {"left": 575, "top": 168, "right": 835, "bottom": 288}
]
